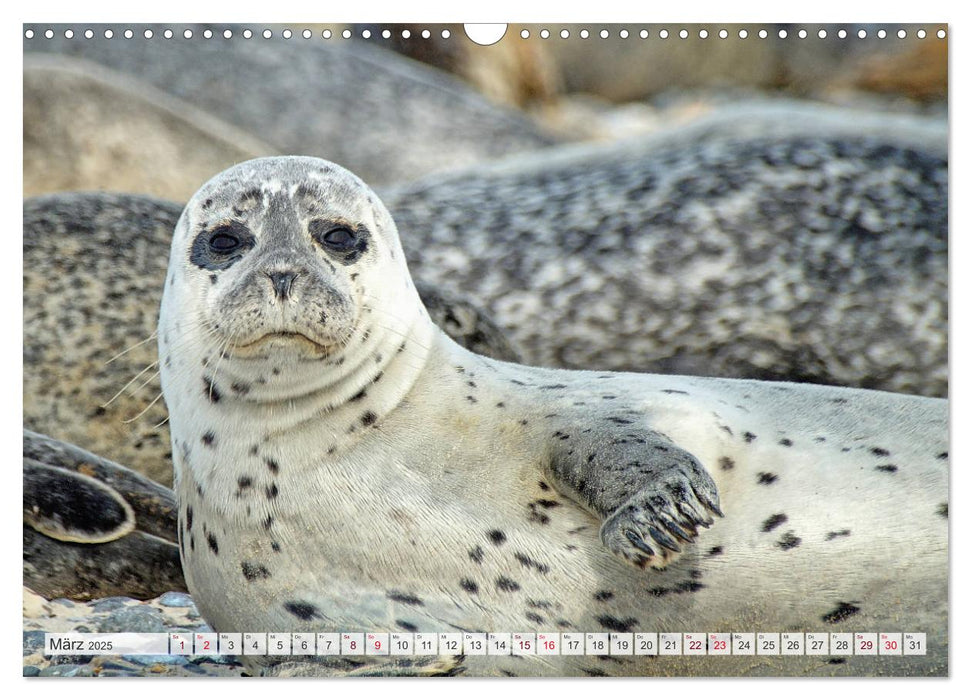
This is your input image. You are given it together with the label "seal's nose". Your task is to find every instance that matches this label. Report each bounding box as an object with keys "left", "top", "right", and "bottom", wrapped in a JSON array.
[{"left": 267, "top": 270, "right": 298, "bottom": 301}]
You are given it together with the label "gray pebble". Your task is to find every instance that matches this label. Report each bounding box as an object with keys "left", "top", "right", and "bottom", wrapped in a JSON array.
[
  {"left": 23, "top": 666, "right": 41, "bottom": 677},
  {"left": 123, "top": 654, "right": 189, "bottom": 667},
  {"left": 157, "top": 591, "right": 194, "bottom": 608},
  {"left": 97, "top": 606, "right": 165, "bottom": 634},
  {"left": 90, "top": 596, "right": 132, "bottom": 612},
  {"left": 23, "top": 630, "right": 46, "bottom": 655},
  {"left": 40, "top": 664, "right": 94, "bottom": 677}
]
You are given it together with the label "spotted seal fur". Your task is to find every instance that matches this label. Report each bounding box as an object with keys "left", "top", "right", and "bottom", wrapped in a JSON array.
[
  {"left": 158, "top": 157, "right": 947, "bottom": 676},
  {"left": 382, "top": 102, "right": 947, "bottom": 397}
]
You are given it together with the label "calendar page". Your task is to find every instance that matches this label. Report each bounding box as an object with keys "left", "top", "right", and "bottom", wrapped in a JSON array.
[{"left": 22, "top": 17, "right": 948, "bottom": 679}]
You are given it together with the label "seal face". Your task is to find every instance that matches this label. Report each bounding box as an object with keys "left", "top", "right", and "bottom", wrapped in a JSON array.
[{"left": 160, "top": 157, "right": 947, "bottom": 677}]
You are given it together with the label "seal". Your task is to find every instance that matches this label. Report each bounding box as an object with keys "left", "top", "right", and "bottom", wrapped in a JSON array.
[
  {"left": 160, "top": 157, "right": 947, "bottom": 677},
  {"left": 23, "top": 192, "right": 519, "bottom": 486}
]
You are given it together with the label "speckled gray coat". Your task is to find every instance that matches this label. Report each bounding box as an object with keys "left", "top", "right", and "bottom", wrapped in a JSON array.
[{"left": 382, "top": 102, "right": 947, "bottom": 397}]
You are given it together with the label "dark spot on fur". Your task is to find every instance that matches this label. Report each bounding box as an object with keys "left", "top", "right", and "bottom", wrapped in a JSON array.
[
  {"left": 186, "top": 506, "right": 193, "bottom": 531},
  {"left": 496, "top": 576, "right": 520, "bottom": 592},
  {"left": 349, "top": 389, "right": 367, "bottom": 402},
  {"left": 241, "top": 561, "right": 271, "bottom": 581},
  {"left": 249, "top": 445, "right": 259, "bottom": 456},
  {"left": 207, "top": 532, "right": 219, "bottom": 554},
  {"left": 827, "top": 658, "right": 847, "bottom": 665},
  {"left": 583, "top": 668, "right": 608, "bottom": 677},
  {"left": 527, "top": 503, "right": 551, "bottom": 525},
  {"left": 263, "top": 515, "right": 273, "bottom": 530},
  {"left": 237, "top": 475, "right": 253, "bottom": 490},
  {"left": 608, "top": 417, "right": 634, "bottom": 425},
  {"left": 201, "top": 431, "right": 216, "bottom": 447},
  {"left": 514, "top": 552, "right": 550, "bottom": 574},
  {"left": 524, "top": 612, "right": 544, "bottom": 624},
  {"left": 597, "top": 615, "right": 637, "bottom": 632},
  {"left": 936, "top": 503, "right": 948, "bottom": 518},
  {"left": 361, "top": 410, "right": 378, "bottom": 427},
  {"left": 534, "top": 499, "right": 561, "bottom": 509},
  {"left": 466, "top": 395, "right": 478, "bottom": 403},
  {"left": 271, "top": 541, "right": 281, "bottom": 552},
  {"left": 496, "top": 401, "right": 505, "bottom": 408},
  {"left": 203, "top": 376, "right": 221, "bottom": 403},
  {"left": 937, "top": 452, "right": 948, "bottom": 460},
  {"left": 779, "top": 438, "right": 793, "bottom": 447},
  {"left": 594, "top": 590, "right": 614, "bottom": 602},
  {"left": 706, "top": 545, "right": 723, "bottom": 557},
  {"left": 266, "top": 483, "right": 279, "bottom": 499},
  {"left": 538, "top": 481, "right": 550, "bottom": 491},
  {"left": 387, "top": 591, "right": 424, "bottom": 606},
  {"left": 541, "top": 384, "right": 567, "bottom": 390},
  {"left": 266, "top": 459, "right": 280, "bottom": 475},
  {"left": 284, "top": 601, "right": 321, "bottom": 621},
  {"left": 661, "top": 389, "right": 688, "bottom": 395},
  {"left": 675, "top": 581, "right": 705, "bottom": 593},
  {"left": 777, "top": 532, "right": 802, "bottom": 550},
  {"left": 459, "top": 578, "right": 479, "bottom": 594},
  {"left": 396, "top": 620, "right": 418, "bottom": 632},
  {"left": 719, "top": 425, "right": 733, "bottom": 436},
  {"left": 487, "top": 530, "right": 507, "bottom": 546},
  {"left": 822, "top": 602, "right": 860, "bottom": 624},
  {"left": 875, "top": 464, "right": 898, "bottom": 473},
  {"left": 743, "top": 431, "right": 757, "bottom": 442},
  {"left": 469, "top": 546, "right": 484, "bottom": 564},
  {"left": 826, "top": 530, "right": 851, "bottom": 540},
  {"left": 757, "top": 472, "right": 778, "bottom": 484},
  {"left": 719, "top": 456, "right": 735, "bottom": 470},
  {"left": 870, "top": 447, "right": 890, "bottom": 457},
  {"left": 762, "top": 513, "right": 788, "bottom": 532}
]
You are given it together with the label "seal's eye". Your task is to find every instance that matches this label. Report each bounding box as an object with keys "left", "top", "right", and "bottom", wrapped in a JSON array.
[
  {"left": 319, "top": 227, "right": 356, "bottom": 251},
  {"left": 209, "top": 228, "right": 241, "bottom": 254},
  {"left": 308, "top": 219, "right": 368, "bottom": 264}
]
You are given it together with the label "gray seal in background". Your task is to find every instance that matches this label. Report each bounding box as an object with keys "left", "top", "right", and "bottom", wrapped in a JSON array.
[
  {"left": 24, "top": 24, "right": 561, "bottom": 186},
  {"left": 382, "top": 102, "right": 947, "bottom": 397}
]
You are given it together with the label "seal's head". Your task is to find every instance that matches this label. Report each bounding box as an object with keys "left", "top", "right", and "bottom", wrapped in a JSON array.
[{"left": 159, "top": 157, "right": 425, "bottom": 406}]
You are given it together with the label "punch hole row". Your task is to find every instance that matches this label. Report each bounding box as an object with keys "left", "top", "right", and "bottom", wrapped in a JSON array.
[
  {"left": 519, "top": 27, "right": 945, "bottom": 40},
  {"left": 23, "top": 26, "right": 947, "bottom": 42},
  {"left": 22, "top": 27, "right": 451, "bottom": 41}
]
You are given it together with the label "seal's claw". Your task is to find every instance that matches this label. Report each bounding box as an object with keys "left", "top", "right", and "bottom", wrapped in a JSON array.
[
  {"left": 624, "top": 529, "right": 656, "bottom": 557},
  {"left": 659, "top": 516, "right": 695, "bottom": 543},
  {"left": 648, "top": 525, "right": 682, "bottom": 553}
]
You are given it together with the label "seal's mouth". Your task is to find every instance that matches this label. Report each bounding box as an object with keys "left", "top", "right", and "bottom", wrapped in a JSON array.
[{"left": 232, "top": 331, "right": 334, "bottom": 355}]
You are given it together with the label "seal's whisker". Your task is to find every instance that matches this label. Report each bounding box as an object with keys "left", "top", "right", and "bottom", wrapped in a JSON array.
[
  {"left": 152, "top": 415, "right": 170, "bottom": 430},
  {"left": 131, "top": 369, "right": 161, "bottom": 397},
  {"left": 104, "top": 329, "right": 158, "bottom": 366},
  {"left": 122, "top": 390, "right": 164, "bottom": 424},
  {"left": 102, "top": 360, "right": 160, "bottom": 408}
]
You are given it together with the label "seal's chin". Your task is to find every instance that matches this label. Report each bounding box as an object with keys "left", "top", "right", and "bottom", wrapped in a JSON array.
[{"left": 231, "top": 331, "right": 337, "bottom": 358}]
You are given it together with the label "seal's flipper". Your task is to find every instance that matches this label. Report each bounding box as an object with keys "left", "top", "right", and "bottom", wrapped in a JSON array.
[
  {"left": 24, "top": 460, "right": 136, "bottom": 544},
  {"left": 546, "top": 423, "right": 722, "bottom": 569}
]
